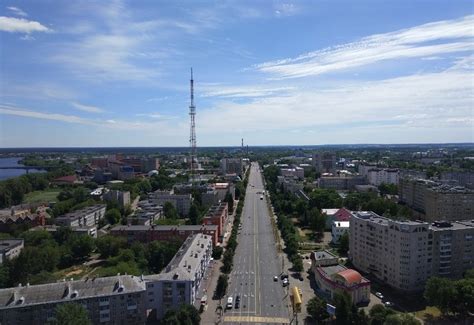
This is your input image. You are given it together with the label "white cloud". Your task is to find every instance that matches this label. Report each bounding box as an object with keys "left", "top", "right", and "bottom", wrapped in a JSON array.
[
  {"left": 255, "top": 15, "right": 474, "bottom": 78},
  {"left": 7, "top": 6, "right": 27, "bottom": 17},
  {"left": 0, "top": 16, "right": 51, "bottom": 33},
  {"left": 274, "top": 3, "right": 300, "bottom": 17},
  {"left": 71, "top": 102, "right": 104, "bottom": 113},
  {"left": 201, "top": 85, "right": 295, "bottom": 98},
  {"left": 0, "top": 105, "right": 94, "bottom": 125}
]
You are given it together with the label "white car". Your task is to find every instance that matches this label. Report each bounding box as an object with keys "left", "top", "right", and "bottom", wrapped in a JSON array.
[
  {"left": 375, "top": 292, "right": 384, "bottom": 299},
  {"left": 226, "top": 296, "right": 233, "bottom": 309},
  {"left": 384, "top": 301, "right": 394, "bottom": 308}
]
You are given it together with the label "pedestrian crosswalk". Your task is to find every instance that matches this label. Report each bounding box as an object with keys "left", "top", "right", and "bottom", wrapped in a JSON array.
[{"left": 223, "top": 315, "right": 290, "bottom": 324}]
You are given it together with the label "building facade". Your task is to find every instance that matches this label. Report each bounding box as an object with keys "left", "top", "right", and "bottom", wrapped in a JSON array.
[
  {"left": 312, "top": 152, "right": 337, "bottom": 173},
  {"left": 220, "top": 158, "right": 243, "bottom": 176},
  {"left": 349, "top": 211, "right": 474, "bottom": 291},
  {"left": 0, "top": 239, "right": 24, "bottom": 264},
  {"left": 366, "top": 168, "right": 399, "bottom": 186},
  {"left": 144, "top": 234, "right": 212, "bottom": 319},
  {"left": 55, "top": 205, "right": 106, "bottom": 228},
  {"left": 0, "top": 275, "right": 147, "bottom": 325},
  {"left": 148, "top": 191, "right": 192, "bottom": 217}
]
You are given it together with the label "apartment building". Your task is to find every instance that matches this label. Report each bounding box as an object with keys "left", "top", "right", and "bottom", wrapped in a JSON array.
[
  {"left": 103, "top": 190, "right": 130, "bottom": 208},
  {"left": 349, "top": 211, "right": 431, "bottom": 291},
  {"left": 312, "top": 152, "right": 337, "bottom": 173},
  {"left": 110, "top": 224, "right": 219, "bottom": 246},
  {"left": 430, "top": 220, "right": 474, "bottom": 278},
  {"left": 144, "top": 234, "right": 212, "bottom": 319},
  {"left": 280, "top": 167, "right": 305, "bottom": 179},
  {"left": 202, "top": 202, "right": 228, "bottom": 241},
  {"left": 366, "top": 168, "right": 399, "bottom": 186},
  {"left": 55, "top": 205, "right": 106, "bottom": 228},
  {"left": 0, "top": 239, "right": 24, "bottom": 264},
  {"left": 349, "top": 211, "right": 474, "bottom": 291},
  {"left": 399, "top": 178, "right": 474, "bottom": 221},
  {"left": 220, "top": 158, "right": 243, "bottom": 176},
  {"left": 148, "top": 191, "right": 192, "bottom": 217},
  {"left": 318, "top": 175, "right": 366, "bottom": 190},
  {"left": 0, "top": 275, "right": 147, "bottom": 325},
  {"left": 31, "top": 225, "right": 98, "bottom": 238}
]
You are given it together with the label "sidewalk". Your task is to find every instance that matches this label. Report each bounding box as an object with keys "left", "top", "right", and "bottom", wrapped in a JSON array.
[{"left": 197, "top": 202, "right": 238, "bottom": 325}]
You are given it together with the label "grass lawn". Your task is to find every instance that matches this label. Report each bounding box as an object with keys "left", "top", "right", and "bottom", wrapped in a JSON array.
[
  {"left": 24, "top": 189, "right": 60, "bottom": 204},
  {"left": 415, "top": 306, "right": 442, "bottom": 320}
]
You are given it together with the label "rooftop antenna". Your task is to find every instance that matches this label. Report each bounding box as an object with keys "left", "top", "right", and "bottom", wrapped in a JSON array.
[{"left": 189, "top": 68, "right": 197, "bottom": 185}]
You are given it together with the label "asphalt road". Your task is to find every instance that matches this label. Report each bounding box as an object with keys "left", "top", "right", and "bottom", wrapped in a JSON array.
[{"left": 224, "top": 162, "right": 290, "bottom": 324}]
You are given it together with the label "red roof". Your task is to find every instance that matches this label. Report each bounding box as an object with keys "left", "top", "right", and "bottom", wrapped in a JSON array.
[
  {"left": 334, "top": 208, "right": 351, "bottom": 221},
  {"left": 53, "top": 175, "right": 77, "bottom": 183},
  {"left": 337, "top": 269, "right": 362, "bottom": 285}
]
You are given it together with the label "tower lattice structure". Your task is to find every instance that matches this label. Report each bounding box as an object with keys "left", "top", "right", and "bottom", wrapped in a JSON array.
[{"left": 189, "top": 68, "right": 197, "bottom": 184}]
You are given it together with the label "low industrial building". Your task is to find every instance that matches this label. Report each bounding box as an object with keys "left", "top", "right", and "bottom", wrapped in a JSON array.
[{"left": 310, "top": 250, "right": 370, "bottom": 305}]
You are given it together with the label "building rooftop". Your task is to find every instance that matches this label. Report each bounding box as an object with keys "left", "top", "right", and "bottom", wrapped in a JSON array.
[
  {"left": 144, "top": 234, "right": 212, "bottom": 282},
  {"left": 430, "top": 220, "right": 474, "bottom": 231},
  {"left": 111, "top": 224, "right": 218, "bottom": 232},
  {"left": 56, "top": 205, "right": 105, "bottom": 220},
  {"left": 0, "top": 275, "right": 145, "bottom": 310},
  {"left": 0, "top": 239, "right": 23, "bottom": 253},
  {"left": 351, "top": 211, "right": 428, "bottom": 227},
  {"left": 312, "top": 250, "right": 338, "bottom": 261}
]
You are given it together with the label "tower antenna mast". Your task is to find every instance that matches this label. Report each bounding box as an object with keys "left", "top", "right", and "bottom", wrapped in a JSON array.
[{"left": 189, "top": 68, "right": 197, "bottom": 184}]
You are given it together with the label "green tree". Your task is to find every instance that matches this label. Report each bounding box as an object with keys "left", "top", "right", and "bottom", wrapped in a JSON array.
[
  {"left": 334, "top": 292, "right": 352, "bottom": 325},
  {"left": 309, "top": 208, "right": 325, "bottom": 233},
  {"left": 69, "top": 235, "right": 95, "bottom": 261},
  {"left": 164, "top": 202, "right": 178, "bottom": 219},
  {"left": 369, "top": 304, "right": 394, "bottom": 325},
  {"left": 225, "top": 191, "right": 234, "bottom": 212},
  {"left": 424, "top": 277, "right": 455, "bottom": 315},
  {"left": 384, "top": 313, "right": 420, "bottom": 325},
  {"left": 96, "top": 235, "right": 127, "bottom": 258},
  {"left": 215, "top": 274, "right": 228, "bottom": 299},
  {"left": 48, "top": 303, "right": 91, "bottom": 325},
  {"left": 307, "top": 296, "right": 329, "bottom": 322},
  {"left": 188, "top": 204, "right": 200, "bottom": 225},
  {"left": 105, "top": 208, "right": 121, "bottom": 225},
  {"left": 212, "top": 246, "right": 223, "bottom": 260},
  {"left": 338, "top": 231, "right": 349, "bottom": 255}
]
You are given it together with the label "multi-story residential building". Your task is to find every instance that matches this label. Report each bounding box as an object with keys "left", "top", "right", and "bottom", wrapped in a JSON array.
[
  {"left": 55, "top": 205, "right": 106, "bottom": 228},
  {"left": 430, "top": 220, "right": 474, "bottom": 278},
  {"left": 110, "top": 224, "right": 219, "bottom": 246},
  {"left": 0, "top": 275, "right": 147, "bottom": 325},
  {"left": 349, "top": 211, "right": 431, "bottom": 291},
  {"left": 212, "top": 182, "right": 235, "bottom": 201},
  {"left": 312, "top": 152, "right": 336, "bottom": 173},
  {"left": 103, "top": 190, "right": 130, "bottom": 208},
  {"left": 127, "top": 201, "right": 163, "bottom": 226},
  {"left": 349, "top": 211, "right": 474, "bottom": 291},
  {"left": 220, "top": 158, "right": 243, "bottom": 176},
  {"left": 140, "top": 157, "right": 160, "bottom": 173},
  {"left": 277, "top": 176, "right": 304, "bottom": 194},
  {"left": 148, "top": 191, "right": 192, "bottom": 217},
  {"left": 358, "top": 163, "right": 378, "bottom": 177},
  {"left": 399, "top": 178, "right": 474, "bottom": 221},
  {"left": 366, "top": 168, "right": 399, "bottom": 186},
  {"left": 202, "top": 202, "right": 228, "bottom": 241},
  {"left": 0, "top": 239, "right": 24, "bottom": 264},
  {"left": 331, "top": 221, "right": 349, "bottom": 244},
  {"left": 144, "top": 234, "right": 212, "bottom": 320},
  {"left": 280, "top": 167, "right": 304, "bottom": 179},
  {"left": 310, "top": 250, "right": 370, "bottom": 304},
  {"left": 440, "top": 171, "right": 474, "bottom": 189},
  {"left": 31, "top": 225, "right": 98, "bottom": 238},
  {"left": 318, "top": 175, "right": 366, "bottom": 190}
]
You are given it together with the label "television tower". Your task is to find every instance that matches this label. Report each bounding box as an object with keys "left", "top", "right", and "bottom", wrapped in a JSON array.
[{"left": 189, "top": 68, "right": 197, "bottom": 184}]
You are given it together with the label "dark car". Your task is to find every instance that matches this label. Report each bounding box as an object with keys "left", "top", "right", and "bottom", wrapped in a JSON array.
[
  {"left": 281, "top": 274, "right": 289, "bottom": 280},
  {"left": 235, "top": 300, "right": 240, "bottom": 308}
]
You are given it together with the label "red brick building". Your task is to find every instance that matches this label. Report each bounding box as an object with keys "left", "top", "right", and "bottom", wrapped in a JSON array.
[{"left": 202, "top": 202, "right": 228, "bottom": 241}]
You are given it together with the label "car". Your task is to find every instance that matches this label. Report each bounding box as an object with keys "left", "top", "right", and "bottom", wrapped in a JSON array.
[
  {"left": 281, "top": 274, "right": 289, "bottom": 280},
  {"left": 282, "top": 279, "right": 289, "bottom": 287},
  {"left": 236, "top": 295, "right": 240, "bottom": 301},
  {"left": 273, "top": 276, "right": 278, "bottom": 282},
  {"left": 384, "top": 301, "right": 394, "bottom": 308},
  {"left": 375, "top": 292, "right": 384, "bottom": 299},
  {"left": 226, "top": 297, "right": 233, "bottom": 309}
]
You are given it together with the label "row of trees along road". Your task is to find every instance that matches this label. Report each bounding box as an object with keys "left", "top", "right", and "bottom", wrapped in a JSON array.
[{"left": 214, "top": 167, "right": 249, "bottom": 300}]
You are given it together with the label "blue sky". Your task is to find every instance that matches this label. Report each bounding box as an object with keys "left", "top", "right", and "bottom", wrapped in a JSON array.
[{"left": 0, "top": 0, "right": 473, "bottom": 147}]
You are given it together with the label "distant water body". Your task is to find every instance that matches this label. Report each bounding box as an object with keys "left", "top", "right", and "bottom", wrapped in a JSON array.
[{"left": 0, "top": 157, "right": 44, "bottom": 181}]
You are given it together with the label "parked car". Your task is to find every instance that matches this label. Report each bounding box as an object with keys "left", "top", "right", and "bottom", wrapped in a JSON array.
[
  {"left": 226, "top": 297, "right": 233, "bottom": 309},
  {"left": 375, "top": 292, "right": 384, "bottom": 299},
  {"left": 384, "top": 301, "right": 394, "bottom": 308},
  {"left": 282, "top": 278, "right": 289, "bottom": 287},
  {"left": 281, "top": 274, "right": 289, "bottom": 280},
  {"left": 273, "top": 276, "right": 278, "bottom": 282}
]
